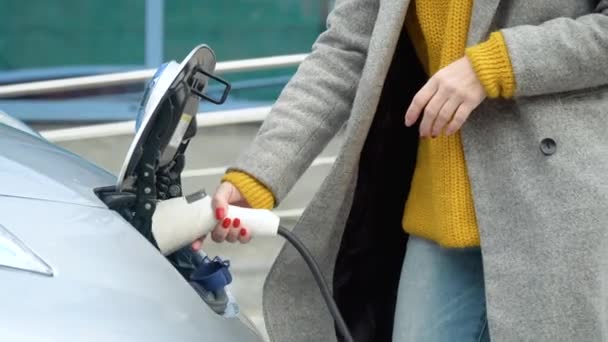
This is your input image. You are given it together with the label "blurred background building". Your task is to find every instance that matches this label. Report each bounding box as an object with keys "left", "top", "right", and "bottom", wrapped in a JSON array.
[
  {"left": 0, "top": 1, "right": 339, "bottom": 340},
  {"left": 0, "top": 0, "right": 334, "bottom": 123}
]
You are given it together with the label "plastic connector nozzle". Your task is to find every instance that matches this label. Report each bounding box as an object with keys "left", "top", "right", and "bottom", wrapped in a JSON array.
[{"left": 151, "top": 191, "right": 280, "bottom": 255}]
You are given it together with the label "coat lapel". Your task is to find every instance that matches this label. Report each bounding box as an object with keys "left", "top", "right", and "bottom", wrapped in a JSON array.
[
  {"left": 347, "top": 0, "right": 411, "bottom": 137},
  {"left": 467, "top": 0, "right": 501, "bottom": 45}
]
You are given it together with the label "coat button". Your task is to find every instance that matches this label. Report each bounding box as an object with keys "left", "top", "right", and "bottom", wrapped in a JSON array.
[{"left": 540, "top": 138, "right": 556, "bottom": 155}]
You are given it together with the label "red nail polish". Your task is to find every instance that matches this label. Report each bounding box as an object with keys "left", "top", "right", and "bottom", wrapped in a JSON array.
[
  {"left": 222, "top": 218, "right": 231, "bottom": 228},
  {"left": 233, "top": 218, "right": 241, "bottom": 228},
  {"left": 240, "top": 228, "right": 247, "bottom": 236},
  {"left": 215, "top": 208, "right": 225, "bottom": 220}
]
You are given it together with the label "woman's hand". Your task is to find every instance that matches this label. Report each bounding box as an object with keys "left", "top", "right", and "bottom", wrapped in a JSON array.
[
  {"left": 191, "top": 181, "right": 252, "bottom": 251},
  {"left": 404, "top": 56, "right": 486, "bottom": 137}
]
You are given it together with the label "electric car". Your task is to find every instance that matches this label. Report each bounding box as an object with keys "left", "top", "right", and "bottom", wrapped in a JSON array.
[{"left": 0, "top": 45, "right": 265, "bottom": 341}]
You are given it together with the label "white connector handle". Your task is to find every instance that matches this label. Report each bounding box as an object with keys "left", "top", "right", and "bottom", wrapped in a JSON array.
[
  {"left": 151, "top": 193, "right": 280, "bottom": 255},
  {"left": 223, "top": 205, "right": 280, "bottom": 236}
]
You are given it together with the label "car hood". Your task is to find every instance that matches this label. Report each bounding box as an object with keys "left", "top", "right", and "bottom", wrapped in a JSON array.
[
  {"left": 0, "top": 122, "right": 115, "bottom": 207},
  {"left": 0, "top": 196, "right": 261, "bottom": 341}
]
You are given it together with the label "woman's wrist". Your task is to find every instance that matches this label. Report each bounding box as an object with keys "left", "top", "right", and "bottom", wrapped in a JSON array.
[
  {"left": 221, "top": 170, "right": 276, "bottom": 209},
  {"left": 465, "top": 31, "right": 516, "bottom": 99}
]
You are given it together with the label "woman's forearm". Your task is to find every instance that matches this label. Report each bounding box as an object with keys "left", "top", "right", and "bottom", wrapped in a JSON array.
[
  {"left": 225, "top": 0, "right": 380, "bottom": 204},
  {"left": 498, "top": 1, "right": 608, "bottom": 97}
]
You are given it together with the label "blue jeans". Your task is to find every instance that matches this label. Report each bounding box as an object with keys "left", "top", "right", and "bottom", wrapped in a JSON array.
[{"left": 392, "top": 235, "right": 489, "bottom": 342}]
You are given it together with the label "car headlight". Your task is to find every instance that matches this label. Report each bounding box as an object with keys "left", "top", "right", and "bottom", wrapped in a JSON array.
[{"left": 0, "top": 224, "right": 53, "bottom": 276}]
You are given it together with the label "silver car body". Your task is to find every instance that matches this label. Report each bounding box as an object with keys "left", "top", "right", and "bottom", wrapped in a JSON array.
[{"left": 0, "top": 114, "right": 262, "bottom": 341}]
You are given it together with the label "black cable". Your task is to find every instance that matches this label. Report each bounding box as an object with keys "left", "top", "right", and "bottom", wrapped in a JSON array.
[{"left": 277, "top": 226, "right": 354, "bottom": 342}]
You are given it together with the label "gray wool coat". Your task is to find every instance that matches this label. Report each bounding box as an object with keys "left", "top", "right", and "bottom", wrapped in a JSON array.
[{"left": 228, "top": 0, "right": 608, "bottom": 341}]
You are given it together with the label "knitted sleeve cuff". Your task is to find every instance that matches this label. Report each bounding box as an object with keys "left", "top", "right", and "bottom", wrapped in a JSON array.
[
  {"left": 465, "top": 31, "right": 516, "bottom": 99},
  {"left": 221, "top": 171, "right": 276, "bottom": 210}
]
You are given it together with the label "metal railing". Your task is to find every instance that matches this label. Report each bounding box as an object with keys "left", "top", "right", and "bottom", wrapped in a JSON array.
[
  {"left": 40, "top": 106, "right": 273, "bottom": 142},
  {"left": 40, "top": 105, "right": 336, "bottom": 174},
  {"left": 25, "top": 54, "right": 330, "bottom": 222},
  {"left": 0, "top": 54, "right": 308, "bottom": 98}
]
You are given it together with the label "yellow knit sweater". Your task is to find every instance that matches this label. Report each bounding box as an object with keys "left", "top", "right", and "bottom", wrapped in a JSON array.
[
  {"left": 402, "top": 0, "right": 515, "bottom": 248},
  {"left": 222, "top": 1, "right": 516, "bottom": 248}
]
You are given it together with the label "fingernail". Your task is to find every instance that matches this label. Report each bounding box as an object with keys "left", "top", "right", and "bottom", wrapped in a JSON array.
[
  {"left": 222, "top": 218, "right": 231, "bottom": 228},
  {"left": 233, "top": 218, "right": 241, "bottom": 228},
  {"left": 215, "top": 208, "right": 225, "bottom": 220},
  {"left": 240, "top": 228, "right": 247, "bottom": 236}
]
